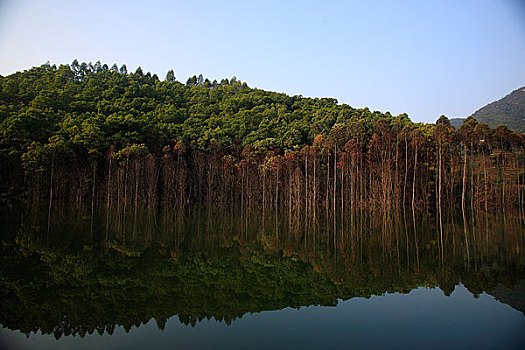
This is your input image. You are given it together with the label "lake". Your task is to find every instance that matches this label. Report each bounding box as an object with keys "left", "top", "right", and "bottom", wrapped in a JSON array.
[{"left": 0, "top": 205, "right": 524, "bottom": 349}]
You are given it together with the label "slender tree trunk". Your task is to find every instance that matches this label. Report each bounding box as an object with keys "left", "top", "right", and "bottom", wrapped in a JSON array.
[
  {"left": 107, "top": 156, "right": 112, "bottom": 211},
  {"left": 117, "top": 169, "right": 121, "bottom": 210},
  {"left": 470, "top": 143, "right": 474, "bottom": 214},
  {"left": 106, "top": 156, "right": 112, "bottom": 235},
  {"left": 177, "top": 151, "right": 182, "bottom": 206},
  {"left": 462, "top": 145, "right": 467, "bottom": 215},
  {"left": 438, "top": 140, "right": 443, "bottom": 264},
  {"left": 502, "top": 152, "right": 506, "bottom": 210},
  {"left": 124, "top": 154, "right": 129, "bottom": 210},
  {"left": 403, "top": 137, "right": 408, "bottom": 208},
  {"left": 288, "top": 166, "right": 292, "bottom": 209},
  {"left": 326, "top": 154, "right": 330, "bottom": 210},
  {"left": 412, "top": 203, "right": 420, "bottom": 270},
  {"left": 518, "top": 155, "right": 523, "bottom": 219},
  {"left": 47, "top": 155, "right": 55, "bottom": 235},
  {"left": 463, "top": 197, "right": 470, "bottom": 262},
  {"left": 462, "top": 144, "right": 470, "bottom": 261},
  {"left": 208, "top": 161, "right": 212, "bottom": 204},
  {"left": 483, "top": 150, "right": 488, "bottom": 213},
  {"left": 134, "top": 161, "right": 139, "bottom": 216},
  {"left": 395, "top": 145, "right": 399, "bottom": 208},
  {"left": 313, "top": 156, "right": 316, "bottom": 217},
  {"left": 341, "top": 162, "right": 344, "bottom": 213},
  {"left": 449, "top": 153, "right": 455, "bottom": 207},
  {"left": 334, "top": 146, "right": 337, "bottom": 214},
  {"left": 305, "top": 155, "right": 308, "bottom": 211},
  {"left": 275, "top": 167, "right": 279, "bottom": 209},
  {"left": 412, "top": 143, "right": 418, "bottom": 213},
  {"left": 263, "top": 168, "right": 266, "bottom": 206},
  {"left": 356, "top": 154, "right": 363, "bottom": 205},
  {"left": 241, "top": 168, "right": 244, "bottom": 208},
  {"left": 91, "top": 162, "right": 96, "bottom": 234}
]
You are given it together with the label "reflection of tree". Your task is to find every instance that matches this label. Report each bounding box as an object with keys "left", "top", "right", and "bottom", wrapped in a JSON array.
[{"left": 0, "top": 207, "right": 524, "bottom": 339}]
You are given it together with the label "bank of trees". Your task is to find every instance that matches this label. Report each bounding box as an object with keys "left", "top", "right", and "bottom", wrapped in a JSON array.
[{"left": 0, "top": 61, "right": 523, "bottom": 213}]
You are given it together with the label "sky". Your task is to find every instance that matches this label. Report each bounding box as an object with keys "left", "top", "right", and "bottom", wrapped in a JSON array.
[{"left": 0, "top": 0, "right": 524, "bottom": 123}]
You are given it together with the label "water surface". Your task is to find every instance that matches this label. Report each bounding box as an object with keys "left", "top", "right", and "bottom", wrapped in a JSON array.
[{"left": 0, "top": 206, "right": 524, "bottom": 349}]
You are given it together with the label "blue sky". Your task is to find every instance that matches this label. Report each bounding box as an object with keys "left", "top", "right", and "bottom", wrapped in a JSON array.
[{"left": 0, "top": 0, "right": 524, "bottom": 123}]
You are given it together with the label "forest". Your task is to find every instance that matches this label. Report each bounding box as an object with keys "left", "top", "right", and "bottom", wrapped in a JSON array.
[{"left": 0, "top": 60, "right": 523, "bottom": 214}]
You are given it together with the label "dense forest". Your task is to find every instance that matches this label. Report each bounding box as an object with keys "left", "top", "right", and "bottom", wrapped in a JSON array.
[{"left": 0, "top": 61, "right": 523, "bottom": 214}]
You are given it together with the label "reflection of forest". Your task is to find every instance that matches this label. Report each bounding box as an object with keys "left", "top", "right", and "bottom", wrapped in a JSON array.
[{"left": 0, "top": 206, "right": 524, "bottom": 339}]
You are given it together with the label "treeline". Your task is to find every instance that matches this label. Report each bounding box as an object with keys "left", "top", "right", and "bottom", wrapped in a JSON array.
[{"left": 0, "top": 61, "right": 523, "bottom": 213}]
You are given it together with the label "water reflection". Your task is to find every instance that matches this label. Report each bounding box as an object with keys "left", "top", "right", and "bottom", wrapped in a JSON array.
[{"left": 0, "top": 205, "right": 524, "bottom": 341}]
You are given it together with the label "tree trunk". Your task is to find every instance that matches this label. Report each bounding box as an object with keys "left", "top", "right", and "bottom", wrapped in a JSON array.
[
  {"left": 438, "top": 140, "right": 443, "bottom": 263},
  {"left": 275, "top": 167, "right": 279, "bottom": 209},
  {"left": 334, "top": 146, "right": 337, "bottom": 214},
  {"left": 124, "top": 154, "right": 129, "bottom": 210},
  {"left": 47, "top": 155, "right": 55, "bottom": 235},
  {"left": 403, "top": 137, "right": 408, "bottom": 208},
  {"left": 483, "top": 149, "right": 488, "bottom": 212},
  {"left": 107, "top": 156, "right": 112, "bottom": 211},
  {"left": 263, "top": 168, "right": 266, "bottom": 206},
  {"left": 313, "top": 157, "right": 316, "bottom": 216},
  {"left": 412, "top": 143, "right": 418, "bottom": 213},
  {"left": 91, "top": 161, "right": 96, "bottom": 234},
  {"left": 462, "top": 145, "right": 467, "bottom": 215}
]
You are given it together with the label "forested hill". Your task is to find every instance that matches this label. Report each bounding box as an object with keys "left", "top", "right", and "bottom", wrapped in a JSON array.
[
  {"left": 470, "top": 87, "right": 525, "bottom": 133},
  {"left": 0, "top": 60, "right": 409, "bottom": 158},
  {"left": 0, "top": 61, "right": 523, "bottom": 211}
]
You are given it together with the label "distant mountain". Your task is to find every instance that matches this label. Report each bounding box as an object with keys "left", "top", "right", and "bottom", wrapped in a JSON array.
[
  {"left": 488, "top": 281, "right": 525, "bottom": 316},
  {"left": 469, "top": 87, "right": 525, "bottom": 133},
  {"left": 448, "top": 87, "right": 525, "bottom": 132},
  {"left": 449, "top": 118, "right": 464, "bottom": 129}
]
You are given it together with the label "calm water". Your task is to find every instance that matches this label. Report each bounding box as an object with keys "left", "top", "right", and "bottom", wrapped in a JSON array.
[{"left": 0, "top": 206, "right": 524, "bottom": 349}]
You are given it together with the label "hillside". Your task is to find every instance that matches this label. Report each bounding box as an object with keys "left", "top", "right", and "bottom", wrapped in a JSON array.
[
  {"left": 470, "top": 87, "right": 525, "bottom": 133},
  {"left": 0, "top": 61, "right": 523, "bottom": 212},
  {"left": 449, "top": 118, "right": 464, "bottom": 129}
]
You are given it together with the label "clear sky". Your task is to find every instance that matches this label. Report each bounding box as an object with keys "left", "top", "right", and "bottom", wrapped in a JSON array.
[{"left": 0, "top": 0, "right": 524, "bottom": 123}]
